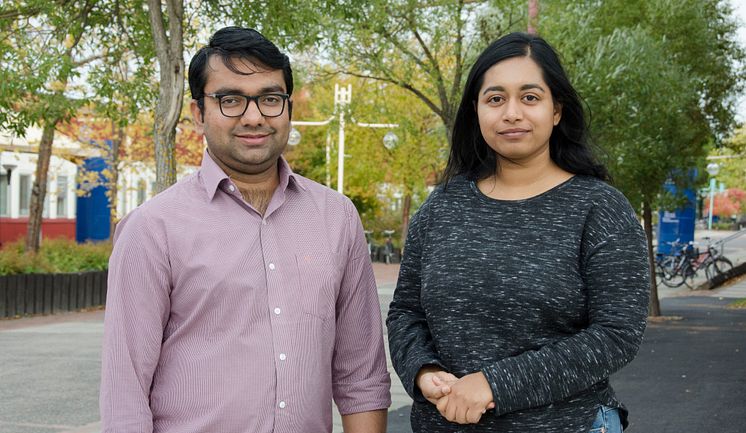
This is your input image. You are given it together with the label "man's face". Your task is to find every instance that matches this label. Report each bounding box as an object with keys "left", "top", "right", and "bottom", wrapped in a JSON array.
[{"left": 191, "top": 56, "right": 291, "bottom": 178}]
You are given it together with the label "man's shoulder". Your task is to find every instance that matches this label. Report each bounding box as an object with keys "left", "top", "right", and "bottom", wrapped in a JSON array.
[
  {"left": 118, "top": 173, "right": 201, "bottom": 226},
  {"left": 291, "top": 173, "right": 356, "bottom": 213}
]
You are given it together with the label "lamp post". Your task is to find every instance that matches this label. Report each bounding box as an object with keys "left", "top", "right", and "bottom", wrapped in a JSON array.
[
  {"left": 290, "top": 83, "right": 399, "bottom": 194},
  {"left": 706, "top": 162, "right": 720, "bottom": 230},
  {"left": 1, "top": 162, "right": 16, "bottom": 218}
]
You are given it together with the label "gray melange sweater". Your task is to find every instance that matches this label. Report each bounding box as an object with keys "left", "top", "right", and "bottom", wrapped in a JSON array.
[{"left": 386, "top": 175, "right": 650, "bottom": 432}]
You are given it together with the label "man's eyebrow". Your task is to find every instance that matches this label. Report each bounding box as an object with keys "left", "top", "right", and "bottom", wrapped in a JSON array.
[
  {"left": 210, "top": 85, "right": 286, "bottom": 95},
  {"left": 482, "top": 83, "right": 546, "bottom": 95}
]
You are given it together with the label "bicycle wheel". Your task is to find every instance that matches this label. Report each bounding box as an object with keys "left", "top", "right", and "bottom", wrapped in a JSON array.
[
  {"left": 705, "top": 257, "right": 734, "bottom": 281},
  {"left": 656, "top": 256, "right": 686, "bottom": 287}
]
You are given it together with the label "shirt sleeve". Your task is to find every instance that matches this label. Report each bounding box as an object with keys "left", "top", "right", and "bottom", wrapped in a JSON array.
[
  {"left": 480, "top": 222, "right": 650, "bottom": 416},
  {"left": 386, "top": 202, "right": 447, "bottom": 402},
  {"left": 99, "top": 209, "right": 171, "bottom": 432},
  {"left": 331, "top": 199, "right": 391, "bottom": 415}
]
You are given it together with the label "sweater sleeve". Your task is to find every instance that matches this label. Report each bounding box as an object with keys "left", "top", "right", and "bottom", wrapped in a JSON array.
[
  {"left": 480, "top": 221, "right": 650, "bottom": 416},
  {"left": 386, "top": 201, "right": 447, "bottom": 402}
]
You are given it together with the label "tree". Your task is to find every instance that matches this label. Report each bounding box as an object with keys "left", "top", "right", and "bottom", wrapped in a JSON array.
[
  {"left": 541, "top": 0, "right": 744, "bottom": 316},
  {"left": 0, "top": 0, "right": 110, "bottom": 252},
  {"left": 146, "top": 0, "right": 184, "bottom": 193},
  {"left": 312, "top": 0, "right": 527, "bottom": 145}
]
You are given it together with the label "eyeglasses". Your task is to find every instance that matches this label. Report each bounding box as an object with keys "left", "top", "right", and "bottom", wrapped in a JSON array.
[{"left": 203, "top": 93, "right": 290, "bottom": 118}]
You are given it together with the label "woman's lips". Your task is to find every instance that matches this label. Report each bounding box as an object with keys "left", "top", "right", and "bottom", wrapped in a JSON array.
[{"left": 498, "top": 128, "right": 529, "bottom": 138}]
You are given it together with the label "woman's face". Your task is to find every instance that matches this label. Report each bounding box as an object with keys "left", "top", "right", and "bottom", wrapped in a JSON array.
[{"left": 475, "top": 56, "right": 561, "bottom": 165}]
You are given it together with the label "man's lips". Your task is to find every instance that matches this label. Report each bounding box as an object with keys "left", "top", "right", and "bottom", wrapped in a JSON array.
[{"left": 235, "top": 132, "right": 272, "bottom": 145}]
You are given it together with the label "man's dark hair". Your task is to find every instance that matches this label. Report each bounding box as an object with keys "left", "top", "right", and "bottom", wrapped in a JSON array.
[
  {"left": 443, "top": 32, "right": 608, "bottom": 185},
  {"left": 188, "top": 26, "right": 293, "bottom": 115}
]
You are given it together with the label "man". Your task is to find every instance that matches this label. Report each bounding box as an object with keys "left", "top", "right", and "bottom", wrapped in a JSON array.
[{"left": 100, "top": 26, "right": 391, "bottom": 433}]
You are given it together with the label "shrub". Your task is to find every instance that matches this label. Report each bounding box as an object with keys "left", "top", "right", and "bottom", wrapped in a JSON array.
[{"left": 0, "top": 238, "right": 111, "bottom": 276}]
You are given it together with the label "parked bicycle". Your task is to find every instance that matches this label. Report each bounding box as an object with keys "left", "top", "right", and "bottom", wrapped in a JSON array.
[
  {"left": 382, "top": 230, "right": 395, "bottom": 264},
  {"left": 655, "top": 238, "right": 734, "bottom": 288}
]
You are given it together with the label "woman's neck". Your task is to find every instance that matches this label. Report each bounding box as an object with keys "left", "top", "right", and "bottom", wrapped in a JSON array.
[{"left": 477, "top": 155, "right": 574, "bottom": 201}]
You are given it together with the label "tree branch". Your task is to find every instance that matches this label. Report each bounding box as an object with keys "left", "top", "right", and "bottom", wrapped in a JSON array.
[
  {"left": 147, "top": 0, "right": 170, "bottom": 63},
  {"left": 338, "top": 70, "right": 444, "bottom": 119}
]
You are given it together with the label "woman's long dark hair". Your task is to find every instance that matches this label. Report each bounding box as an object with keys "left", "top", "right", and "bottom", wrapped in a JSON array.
[{"left": 442, "top": 32, "right": 608, "bottom": 185}]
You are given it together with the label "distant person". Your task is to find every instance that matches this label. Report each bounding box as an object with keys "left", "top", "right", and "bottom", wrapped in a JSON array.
[
  {"left": 100, "top": 26, "right": 390, "bottom": 433},
  {"left": 387, "top": 32, "right": 650, "bottom": 433}
]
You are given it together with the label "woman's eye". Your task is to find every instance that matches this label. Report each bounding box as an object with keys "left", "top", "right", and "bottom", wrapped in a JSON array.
[
  {"left": 523, "top": 94, "right": 539, "bottom": 102},
  {"left": 487, "top": 95, "right": 503, "bottom": 104}
]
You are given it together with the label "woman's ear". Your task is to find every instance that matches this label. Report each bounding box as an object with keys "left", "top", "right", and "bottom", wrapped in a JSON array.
[{"left": 553, "top": 103, "right": 562, "bottom": 126}]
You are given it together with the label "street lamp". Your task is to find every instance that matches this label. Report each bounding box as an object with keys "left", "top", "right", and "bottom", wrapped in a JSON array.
[
  {"left": 290, "top": 83, "right": 399, "bottom": 194},
  {"left": 1, "top": 162, "right": 16, "bottom": 185},
  {"left": 706, "top": 162, "right": 720, "bottom": 230},
  {"left": 287, "top": 128, "right": 302, "bottom": 146}
]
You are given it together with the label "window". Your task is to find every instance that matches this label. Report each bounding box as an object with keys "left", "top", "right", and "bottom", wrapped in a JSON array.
[
  {"left": 56, "top": 176, "right": 68, "bottom": 218},
  {"left": 0, "top": 174, "right": 7, "bottom": 216},
  {"left": 19, "top": 174, "right": 31, "bottom": 216}
]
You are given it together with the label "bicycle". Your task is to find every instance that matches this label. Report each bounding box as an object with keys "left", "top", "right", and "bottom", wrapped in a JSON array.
[
  {"left": 655, "top": 238, "right": 733, "bottom": 288},
  {"left": 382, "top": 230, "right": 395, "bottom": 264},
  {"left": 364, "top": 230, "right": 374, "bottom": 261}
]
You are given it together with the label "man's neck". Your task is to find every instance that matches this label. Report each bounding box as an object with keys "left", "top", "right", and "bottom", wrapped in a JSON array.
[{"left": 209, "top": 153, "right": 281, "bottom": 215}]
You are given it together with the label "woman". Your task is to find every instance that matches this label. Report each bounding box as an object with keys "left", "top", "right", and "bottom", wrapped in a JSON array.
[{"left": 386, "top": 32, "right": 649, "bottom": 433}]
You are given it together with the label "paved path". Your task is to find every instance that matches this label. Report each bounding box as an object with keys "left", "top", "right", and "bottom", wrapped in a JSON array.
[{"left": 1, "top": 230, "right": 745, "bottom": 433}]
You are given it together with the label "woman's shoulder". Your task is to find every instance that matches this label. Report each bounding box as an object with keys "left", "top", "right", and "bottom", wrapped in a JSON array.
[{"left": 571, "top": 176, "right": 640, "bottom": 232}]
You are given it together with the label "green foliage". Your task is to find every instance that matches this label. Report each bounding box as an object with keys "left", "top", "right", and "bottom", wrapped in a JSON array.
[
  {"left": 542, "top": 0, "right": 743, "bottom": 209},
  {"left": 0, "top": 238, "right": 111, "bottom": 276}
]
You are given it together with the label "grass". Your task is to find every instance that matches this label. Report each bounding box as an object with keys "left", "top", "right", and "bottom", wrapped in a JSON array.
[
  {"left": 727, "top": 298, "right": 746, "bottom": 309},
  {"left": 0, "top": 238, "right": 111, "bottom": 275}
]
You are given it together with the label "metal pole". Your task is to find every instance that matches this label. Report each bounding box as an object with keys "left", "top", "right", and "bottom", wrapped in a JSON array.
[
  {"left": 325, "top": 132, "right": 331, "bottom": 188},
  {"left": 708, "top": 178, "right": 716, "bottom": 230},
  {"left": 337, "top": 109, "right": 345, "bottom": 193},
  {"left": 334, "top": 84, "right": 352, "bottom": 194}
]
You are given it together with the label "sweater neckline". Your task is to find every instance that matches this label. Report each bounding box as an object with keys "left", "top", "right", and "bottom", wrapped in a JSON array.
[{"left": 469, "top": 175, "right": 578, "bottom": 205}]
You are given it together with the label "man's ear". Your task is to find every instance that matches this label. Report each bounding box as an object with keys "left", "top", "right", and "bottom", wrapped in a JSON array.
[{"left": 190, "top": 99, "right": 205, "bottom": 134}]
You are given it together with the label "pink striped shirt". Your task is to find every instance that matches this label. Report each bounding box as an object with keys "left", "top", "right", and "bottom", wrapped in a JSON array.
[{"left": 100, "top": 151, "right": 391, "bottom": 433}]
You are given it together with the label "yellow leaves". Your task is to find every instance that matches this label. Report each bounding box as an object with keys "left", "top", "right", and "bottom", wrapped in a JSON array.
[
  {"left": 49, "top": 80, "right": 66, "bottom": 92},
  {"left": 63, "top": 34, "right": 75, "bottom": 49}
]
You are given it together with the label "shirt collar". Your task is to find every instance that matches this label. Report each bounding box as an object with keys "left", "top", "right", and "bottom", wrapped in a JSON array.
[{"left": 200, "top": 149, "right": 307, "bottom": 201}]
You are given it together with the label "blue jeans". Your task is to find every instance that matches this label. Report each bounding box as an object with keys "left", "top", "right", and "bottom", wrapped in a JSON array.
[{"left": 588, "top": 406, "right": 623, "bottom": 433}]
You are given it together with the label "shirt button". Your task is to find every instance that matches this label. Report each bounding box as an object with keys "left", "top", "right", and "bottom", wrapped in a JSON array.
[
  {"left": 279, "top": 401, "right": 286, "bottom": 409},
  {"left": 228, "top": 185, "right": 235, "bottom": 192},
  {"left": 274, "top": 307, "right": 281, "bottom": 315},
  {"left": 279, "top": 353, "right": 287, "bottom": 361},
  {"left": 262, "top": 219, "right": 267, "bottom": 225},
  {"left": 268, "top": 263, "right": 276, "bottom": 270}
]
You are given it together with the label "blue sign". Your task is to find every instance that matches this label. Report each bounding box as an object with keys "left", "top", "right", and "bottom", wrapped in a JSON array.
[{"left": 76, "top": 156, "right": 111, "bottom": 243}]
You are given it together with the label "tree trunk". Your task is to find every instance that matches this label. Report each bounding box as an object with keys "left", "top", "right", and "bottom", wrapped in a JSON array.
[
  {"left": 400, "top": 193, "right": 412, "bottom": 248},
  {"left": 528, "top": 0, "right": 539, "bottom": 34},
  {"left": 26, "top": 121, "right": 57, "bottom": 252},
  {"left": 148, "top": 0, "right": 184, "bottom": 193},
  {"left": 643, "top": 200, "right": 661, "bottom": 317},
  {"left": 109, "top": 122, "right": 123, "bottom": 239}
]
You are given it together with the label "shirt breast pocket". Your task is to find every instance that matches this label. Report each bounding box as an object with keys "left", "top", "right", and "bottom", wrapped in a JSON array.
[{"left": 295, "top": 252, "right": 343, "bottom": 321}]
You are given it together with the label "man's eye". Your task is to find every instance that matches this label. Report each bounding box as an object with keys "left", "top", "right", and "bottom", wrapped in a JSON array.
[
  {"left": 221, "top": 96, "right": 243, "bottom": 106},
  {"left": 261, "top": 95, "right": 282, "bottom": 105}
]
